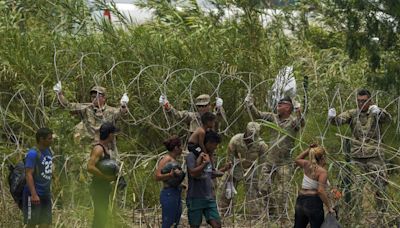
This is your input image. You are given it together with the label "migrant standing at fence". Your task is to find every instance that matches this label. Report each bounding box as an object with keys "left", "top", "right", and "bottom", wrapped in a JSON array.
[
  {"left": 245, "top": 95, "right": 304, "bottom": 219},
  {"left": 53, "top": 82, "right": 129, "bottom": 159},
  {"left": 294, "top": 144, "right": 335, "bottom": 228},
  {"left": 159, "top": 94, "right": 225, "bottom": 136},
  {"left": 328, "top": 88, "right": 391, "bottom": 219},
  {"left": 219, "top": 122, "right": 269, "bottom": 217},
  {"left": 23, "top": 128, "right": 54, "bottom": 228},
  {"left": 186, "top": 131, "right": 231, "bottom": 228},
  {"left": 87, "top": 122, "right": 120, "bottom": 228},
  {"left": 155, "top": 136, "right": 185, "bottom": 228}
]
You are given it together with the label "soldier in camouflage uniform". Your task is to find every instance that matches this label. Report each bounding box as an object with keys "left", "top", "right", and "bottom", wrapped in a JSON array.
[
  {"left": 219, "top": 122, "right": 268, "bottom": 217},
  {"left": 54, "top": 83, "right": 128, "bottom": 159},
  {"left": 245, "top": 95, "right": 304, "bottom": 221},
  {"left": 159, "top": 94, "right": 226, "bottom": 135},
  {"left": 328, "top": 89, "right": 391, "bottom": 217}
]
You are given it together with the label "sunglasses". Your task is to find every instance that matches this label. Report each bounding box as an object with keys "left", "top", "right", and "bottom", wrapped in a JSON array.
[
  {"left": 91, "top": 93, "right": 105, "bottom": 99},
  {"left": 196, "top": 104, "right": 209, "bottom": 108}
]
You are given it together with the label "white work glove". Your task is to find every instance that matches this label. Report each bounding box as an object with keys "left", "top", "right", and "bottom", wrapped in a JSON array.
[
  {"left": 328, "top": 108, "right": 336, "bottom": 119},
  {"left": 216, "top": 97, "right": 223, "bottom": 108},
  {"left": 225, "top": 181, "right": 237, "bottom": 200},
  {"left": 53, "top": 81, "right": 62, "bottom": 94},
  {"left": 244, "top": 94, "right": 253, "bottom": 106},
  {"left": 368, "top": 105, "right": 380, "bottom": 115},
  {"left": 120, "top": 93, "right": 129, "bottom": 106},
  {"left": 159, "top": 95, "right": 168, "bottom": 106}
]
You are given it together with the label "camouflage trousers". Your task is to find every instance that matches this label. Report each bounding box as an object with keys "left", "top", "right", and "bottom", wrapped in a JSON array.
[
  {"left": 219, "top": 164, "right": 265, "bottom": 218},
  {"left": 344, "top": 157, "right": 388, "bottom": 219},
  {"left": 259, "top": 163, "right": 293, "bottom": 221}
]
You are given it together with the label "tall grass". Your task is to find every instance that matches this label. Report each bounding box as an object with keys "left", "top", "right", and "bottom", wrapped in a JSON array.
[{"left": 1, "top": 0, "right": 400, "bottom": 227}]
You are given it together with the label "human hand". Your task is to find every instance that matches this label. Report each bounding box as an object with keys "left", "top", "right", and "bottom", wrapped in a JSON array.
[
  {"left": 224, "top": 162, "right": 232, "bottom": 171},
  {"left": 120, "top": 93, "right": 129, "bottom": 106},
  {"left": 368, "top": 105, "right": 380, "bottom": 115},
  {"left": 173, "top": 169, "right": 182, "bottom": 176},
  {"left": 244, "top": 94, "right": 253, "bottom": 106},
  {"left": 328, "top": 108, "right": 336, "bottom": 118},
  {"left": 331, "top": 188, "right": 342, "bottom": 200},
  {"left": 53, "top": 81, "right": 62, "bottom": 94},
  {"left": 216, "top": 97, "right": 223, "bottom": 108},
  {"left": 159, "top": 95, "right": 169, "bottom": 108},
  {"left": 31, "top": 194, "right": 41, "bottom": 205},
  {"left": 200, "top": 153, "right": 210, "bottom": 163}
]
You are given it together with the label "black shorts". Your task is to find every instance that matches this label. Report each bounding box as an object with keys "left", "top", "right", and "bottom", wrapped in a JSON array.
[{"left": 23, "top": 191, "right": 52, "bottom": 225}]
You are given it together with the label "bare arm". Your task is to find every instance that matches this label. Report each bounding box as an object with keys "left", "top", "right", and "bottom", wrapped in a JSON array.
[
  {"left": 198, "top": 129, "right": 208, "bottom": 154},
  {"left": 155, "top": 157, "right": 175, "bottom": 181},
  {"left": 87, "top": 146, "right": 115, "bottom": 181},
  {"left": 218, "top": 161, "right": 232, "bottom": 172},
  {"left": 317, "top": 169, "right": 334, "bottom": 212},
  {"left": 295, "top": 148, "right": 310, "bottom": 168},
  {"left": 25, "top": 168, "right": 40, "bottom": 204},
  {"left": 188, "top": 153, "right": 209, "bottom": 177}
]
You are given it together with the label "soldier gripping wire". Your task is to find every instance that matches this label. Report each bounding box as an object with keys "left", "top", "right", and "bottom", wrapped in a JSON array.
[
  {"left": 159, "top": 94, "right": 226, "bottom": 137},
  {"left": 328, "top": 88, "right": 391, "bottom": 225},
  {"left": 244, "top": 66, "right": 305, "bottom": 224},
  {"left": 53, "top": 81, "right": 129, "bottom": 159}
]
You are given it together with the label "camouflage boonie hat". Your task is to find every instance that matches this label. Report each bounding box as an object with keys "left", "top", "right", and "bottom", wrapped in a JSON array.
[
  {"left": 90, "top": 86, "right": 106, "bottom": 95},
  {"left": 195, "top": 94, "right": 210, "bottom": 106}
]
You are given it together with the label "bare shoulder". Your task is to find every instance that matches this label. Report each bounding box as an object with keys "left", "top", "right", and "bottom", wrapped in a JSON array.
[
  {"left": 198, "top": 127, "right": 206, "bottom": 133},
  {"left": 91, "top": 145, "right": 104, "bottom": 156},
  {"left": 160, "top": 155, "right": 174, "bottom": 164},
  {"left": 316, "top": 166, "right": 328, "bottom": 179}
]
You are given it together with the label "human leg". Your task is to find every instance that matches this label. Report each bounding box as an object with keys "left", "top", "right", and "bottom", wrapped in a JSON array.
[{"left": 160, "top": 188, "right": 182, "bottom": 228}]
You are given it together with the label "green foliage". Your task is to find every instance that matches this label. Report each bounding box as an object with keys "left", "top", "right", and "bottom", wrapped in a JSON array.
[{"left": 1, "top": 0, "right": 400, "bottom": 226}]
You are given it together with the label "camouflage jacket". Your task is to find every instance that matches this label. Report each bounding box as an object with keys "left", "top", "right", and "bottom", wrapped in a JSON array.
[
  {"left": 166, "top": 107, "right": 226, "bottom": 133},
  {"left": 228, "top": 133, "right": 269, "bottom": 179},
  {"left": 65, "top": 102, "right": 123, "bottom": 143},
  {"left": 330, "top": 108, "right": 391, "bottom": 158},
  {"left": 249, "top": 105, "right": 303, "bottom": 165}
]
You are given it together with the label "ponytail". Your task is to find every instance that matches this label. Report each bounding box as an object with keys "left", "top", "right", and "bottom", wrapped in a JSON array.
[{"left": 308, "top": 145, "right": 326, "bottom": 178}]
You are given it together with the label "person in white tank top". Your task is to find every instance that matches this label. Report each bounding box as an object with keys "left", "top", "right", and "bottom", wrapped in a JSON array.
[{"left": 294, "top": 144, "right": 335, "bottom": 228}]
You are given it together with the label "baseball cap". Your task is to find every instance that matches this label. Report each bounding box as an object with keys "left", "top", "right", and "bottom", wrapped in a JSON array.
[{"left": 278, "top": 96, "right": 293, "bottom": 104}]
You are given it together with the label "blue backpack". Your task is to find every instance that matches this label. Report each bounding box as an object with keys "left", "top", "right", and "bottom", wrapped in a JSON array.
[{"left": 8, "top": 152, "right": 40, "bottom": 210}]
